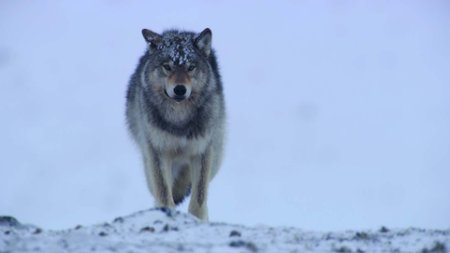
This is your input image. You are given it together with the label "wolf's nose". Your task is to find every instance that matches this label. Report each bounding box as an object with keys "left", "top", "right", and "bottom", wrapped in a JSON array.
[{"left": 174, "top": 85, "right": 187, "bottom": 96}]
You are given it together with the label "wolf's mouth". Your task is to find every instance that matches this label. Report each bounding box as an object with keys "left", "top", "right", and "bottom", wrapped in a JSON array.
[{"left": 164, "top": 89, "right": 186, "bottom": 102}]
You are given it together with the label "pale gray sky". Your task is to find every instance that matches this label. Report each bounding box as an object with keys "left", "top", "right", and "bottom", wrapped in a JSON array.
[{"left": 1, "top": 0, "right": 449, "bottom": 230}]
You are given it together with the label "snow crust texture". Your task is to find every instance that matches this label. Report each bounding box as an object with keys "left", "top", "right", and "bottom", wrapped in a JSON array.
[{"left": 1, "top": 209, "right": 449, "bottom": 253}]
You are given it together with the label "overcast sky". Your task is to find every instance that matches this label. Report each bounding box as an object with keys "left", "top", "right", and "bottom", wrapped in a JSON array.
[{"left": 1, "top": 0, "right": 449, "bottom": 231}]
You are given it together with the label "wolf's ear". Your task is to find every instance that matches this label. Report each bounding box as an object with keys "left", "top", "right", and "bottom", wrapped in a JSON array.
[
  {"left": 142, "top": 29, "right": 161, "bottom": 48},
  {"left": 195, "top": 28, "right": 212, "bottom": 57}
]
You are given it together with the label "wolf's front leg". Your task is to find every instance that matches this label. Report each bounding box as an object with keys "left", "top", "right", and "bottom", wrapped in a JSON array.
[
  {"left": 188, "top": 150, "right": 212, "bottom": 221},
  {"left": 144, "top": 149, "right": 176, "bottom": 208}
]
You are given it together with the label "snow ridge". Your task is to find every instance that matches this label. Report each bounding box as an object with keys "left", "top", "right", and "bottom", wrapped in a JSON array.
[{"left": 1, "top": 209, "right": 449, "bottom": 253}]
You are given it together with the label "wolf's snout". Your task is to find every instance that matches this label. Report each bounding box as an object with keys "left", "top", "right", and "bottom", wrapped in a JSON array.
[
  {"left": 173, "top": 85, "right": 187, "bottom": 101},
  {"left": 174, "top": 85, "right": 187, "bottom": 96},
  {"left": 165, "top": 84, "right": 191, "bottom": 102}
]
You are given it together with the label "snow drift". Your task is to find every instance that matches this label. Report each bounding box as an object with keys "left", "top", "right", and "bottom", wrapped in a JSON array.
[{"left": 1, "top": 209, "right": 449, "bottom": 253}]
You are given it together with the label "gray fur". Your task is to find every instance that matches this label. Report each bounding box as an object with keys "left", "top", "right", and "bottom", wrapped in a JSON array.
[{"left": 126, "top": 28, "right": 225, "bottom": 221}]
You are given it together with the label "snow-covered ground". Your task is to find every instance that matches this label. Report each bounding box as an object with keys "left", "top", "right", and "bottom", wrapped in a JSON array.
[
  {"left": 1, "top": 0, "right": 450, "bottom": 233},
  {"left": 2, "top": 209, "right": 449, "bottom": 253}
]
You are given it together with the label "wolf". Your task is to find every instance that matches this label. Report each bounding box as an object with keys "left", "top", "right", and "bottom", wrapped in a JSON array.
[{"left": 126, "top": 28, "right": 225, "bottom": 221}]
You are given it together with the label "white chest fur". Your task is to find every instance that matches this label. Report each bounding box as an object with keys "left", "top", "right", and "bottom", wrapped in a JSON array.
[{"left": 145, "top": 121, "right": 211, "bottom": 157}]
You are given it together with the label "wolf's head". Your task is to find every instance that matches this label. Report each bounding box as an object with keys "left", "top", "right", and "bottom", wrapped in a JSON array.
[{"left": 140, "top": 28, "right": 214, "bottom": 104}]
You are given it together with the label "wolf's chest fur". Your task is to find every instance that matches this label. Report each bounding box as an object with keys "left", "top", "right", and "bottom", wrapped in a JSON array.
[{"left": 146, "top": 121, "right": 212, "bottom": 157}]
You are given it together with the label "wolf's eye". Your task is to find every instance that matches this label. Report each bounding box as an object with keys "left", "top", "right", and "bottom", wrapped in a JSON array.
[
  {"left": 162, "top": 64, "right": 172, "bottom": 72},
  {"left": 187, "top": 65, "right": 196, "bottom": 72}
]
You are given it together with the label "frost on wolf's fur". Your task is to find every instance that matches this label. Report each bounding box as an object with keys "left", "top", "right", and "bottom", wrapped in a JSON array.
[{"left": 156, "top": 31, "right": 196, "bottom": 65}]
